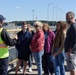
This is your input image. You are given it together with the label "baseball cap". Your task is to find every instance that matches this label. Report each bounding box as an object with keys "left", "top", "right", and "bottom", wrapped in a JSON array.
[{"left": 0, "top": 14, "right": 6, "bottom": 21}]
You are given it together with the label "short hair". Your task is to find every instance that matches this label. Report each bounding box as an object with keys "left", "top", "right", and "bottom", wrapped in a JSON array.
[
  {"left": 34, "top": 21, "right": 43, "bottom": 27},
  {"left": 66, "top": 11, "right": 75, "bottom": 18},
  {"left": 22, "top": 22, "right": 26, "bottom": 25}
]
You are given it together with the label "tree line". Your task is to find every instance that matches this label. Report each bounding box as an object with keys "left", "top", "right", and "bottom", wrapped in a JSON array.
[{"left": 4, "top": 20, "right": 58, "bottom": 26}]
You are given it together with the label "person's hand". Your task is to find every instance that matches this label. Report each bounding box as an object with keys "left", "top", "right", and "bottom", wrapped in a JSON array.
[
  {"left": 53, "top": 53, "right": 58, "bottom": 57},
  {"left": 15, "top": 35, "right": 18, "bottom": 40},
  {"left": 29, "top": 45, "right": 32, "bottom": 50},
  {"left": 51, "top": 50, "right": 53, "bottom": 54},
  {"left": 68, "top": 48, "right": 72, "bottom": 57}
]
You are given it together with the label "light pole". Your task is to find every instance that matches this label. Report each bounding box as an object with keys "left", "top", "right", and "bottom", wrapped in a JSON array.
[
  {"left": 60, "top": 10, "right": 64, "bottom": 21},
  {"left": 62, "top": 11, "right": 65, "bottom": 21},
  {"left": 52, "top": 6, "right": 57, "bottom": 26},
  {"left": 56, "top": 8, "right": 60, "bottom": 21},
  {"left": 32, "top": 10, "right": 35, "bottom": 26},
  {"left": 36, "top": 15, "right": 38, "bottom": 21},
  {"left": 52, "top": 6, "right": 57, "bottom": 21},
  {"left": 56, "top": 8, "right": 61, "bottom": 21},
  {"left": 56, "top": 8, "right": 58, "bottom": 21},
  {"left": 47, "top": 3, "right": 53, "bottom": 22},
  {"left": 58, "top": 8, "right": 61, "bottom": 21},
  {"left": 54, "top": 6, "right": 58, "bottom": 21}
]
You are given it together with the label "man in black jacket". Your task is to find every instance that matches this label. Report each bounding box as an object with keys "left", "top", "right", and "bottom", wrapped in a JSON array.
[
  {"left": 64, "top": 11, "right": 76, "bottom": 75},
  {"left": 0, "top": 14, "right": 16, "bottom": 75}
]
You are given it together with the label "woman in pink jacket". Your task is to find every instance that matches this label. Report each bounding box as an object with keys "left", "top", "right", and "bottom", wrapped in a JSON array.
[{"left": 42, "top": 23, "right": 55, "bottom": 75}]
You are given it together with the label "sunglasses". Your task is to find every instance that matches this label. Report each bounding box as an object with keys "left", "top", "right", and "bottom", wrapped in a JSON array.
[{"left": 34, "top": 25, "right": 39, "bottom": 27}]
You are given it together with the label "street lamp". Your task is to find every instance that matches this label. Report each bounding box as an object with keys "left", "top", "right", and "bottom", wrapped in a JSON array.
[
  {"left": 56, "top": 8, "right": 61, "bottom": 21},
  {"left": 62, "top": 11, "right": 65, "bottom": 21},
  {"left": 60, "top": 10, "right": 65, "bottom": 21},
  {"left": 52, "top": 6, "right": 57, "bottom": 26},
  {"left": 58, "top": 8, "right": 61, "bottom": 21},
  {"left": 36, "top": 15, "right": 38, "bottom": 21},
  {"left": 32, "top": 10, "right": 35, "bottom": 26},
  {"left": 56, "top": 8, "right": 60, "bottom": 21},
  {"left": 52, "top": 6, "right": 57, "bottom": 21},
  {"left": 47, "top": 3, "right": 53, "bottom": 22}
]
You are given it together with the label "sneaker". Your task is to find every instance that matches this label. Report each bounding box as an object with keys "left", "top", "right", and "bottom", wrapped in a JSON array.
[
  {"left": 43, "top": 73, "right": 49, "bottom": 75},
  {"left": 51, "top": 73, "right": 55, "bottom": 75},
  {"left": 19, "top": 68, "right": 23, "bottom": 72},
  {"left": 28, "top": 67, "right": 32, "bottom": 72}
]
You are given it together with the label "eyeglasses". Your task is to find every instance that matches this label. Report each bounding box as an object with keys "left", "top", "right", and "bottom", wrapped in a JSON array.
[{"left": 34, "top": 25, "right": 39, "bottom": 27}]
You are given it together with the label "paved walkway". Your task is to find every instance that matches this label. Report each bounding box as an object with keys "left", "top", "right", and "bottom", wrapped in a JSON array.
[{"left": 8, "top": 61, "right": 70, "bottom": 75}]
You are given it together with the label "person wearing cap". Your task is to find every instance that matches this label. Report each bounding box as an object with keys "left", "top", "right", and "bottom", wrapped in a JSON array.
[
  {"left": 30, "top": 21, "right": 44, "bottom": 75},
  {"left": 0, "top": 14, "right": 17, "bottom": 75}
]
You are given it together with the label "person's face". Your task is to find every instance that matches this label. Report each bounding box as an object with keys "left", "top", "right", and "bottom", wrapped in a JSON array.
[
  {"left": 43, "top": 26, "right": 48, "bottom": 32},
  {"left": 56, "top": 23, "right": 61, "bottom": 31},
  {"left": 34, "top": 25, "right": 40, "bottom": 30},
  {"left": 0, "top": 20, "right": 4, "bottom": 28},
  {"left": 27, "top": 26, "right": 31, "bottom": 31},
  {"left": 22, "top": 25, "right": 27, "bottom": 30},
  {"left": 66, "top": 14, "right": 72, "bottom": 24}
]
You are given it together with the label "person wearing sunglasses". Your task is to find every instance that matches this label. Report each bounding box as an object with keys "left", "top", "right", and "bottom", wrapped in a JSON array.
[{"left": 30, "top": 21, "right": 44, "bottom": 75}]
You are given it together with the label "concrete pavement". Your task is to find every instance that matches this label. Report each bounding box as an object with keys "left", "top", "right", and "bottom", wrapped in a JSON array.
[{"left": 8, "top": 61, "right": 70, "bottom": 75}]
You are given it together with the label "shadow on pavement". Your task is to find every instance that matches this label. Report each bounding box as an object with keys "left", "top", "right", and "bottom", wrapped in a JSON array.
[
  {"left": 8, "top": 63, "right": 69, "bottom": 75},
  {"left": 8, "top": 74, "right": 38, "bottom": 75},
  {"left": 65, "top": 65, "right": 70, "bottom": 72}
]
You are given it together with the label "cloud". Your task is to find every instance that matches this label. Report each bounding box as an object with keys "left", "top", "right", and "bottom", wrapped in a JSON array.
[{"left": 15, "top": 6, "right": 21, "bottom": 9}]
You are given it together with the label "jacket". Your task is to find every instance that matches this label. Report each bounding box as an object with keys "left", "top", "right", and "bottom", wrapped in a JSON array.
[
  {"left": 15, "top": 30, "right": 32, "bottom": 54},
  {"left": 1, "top": 28, "right": 17, "bottom": 46},
  {"left": 31, "top": 30, "right": 45, "bottom": 52},
  {"left": 45, "top": 30, "right": 55, "bottom": 53}
]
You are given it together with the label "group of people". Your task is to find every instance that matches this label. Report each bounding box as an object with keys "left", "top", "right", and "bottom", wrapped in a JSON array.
[{"left": 0, "top": 11, "right": 76, "bottom": 75}]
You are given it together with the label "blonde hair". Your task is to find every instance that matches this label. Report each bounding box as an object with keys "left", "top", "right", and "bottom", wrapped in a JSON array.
[
  {"left": 27, "top": 24, "right": 31, "bottom": 29},
  {"left": 34, "top": 21, "right": 43, "bottom": 27}
]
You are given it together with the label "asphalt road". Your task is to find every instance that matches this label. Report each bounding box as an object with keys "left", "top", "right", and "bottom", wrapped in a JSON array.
[
  {"left": 8, "top": 47, "right": 70, "bottom": 75},
  {"left": 8, "top": 60, "right": 70, "bottom": 75}
]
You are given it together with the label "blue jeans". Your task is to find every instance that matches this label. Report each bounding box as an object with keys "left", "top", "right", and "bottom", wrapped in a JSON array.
[
  {"left": 28, "top": 54, "right": 33, "bottom": 67},
  {"left": 54, "top": 48, "right": 65, "bottom": 75},
  {"left": 33, "top": 50, "right": 44, "bottom": 75}
]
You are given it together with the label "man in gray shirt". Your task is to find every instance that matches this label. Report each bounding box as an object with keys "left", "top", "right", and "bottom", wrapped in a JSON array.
[{"left": 64, "top": 11, "right": 76, "bottom": 75}]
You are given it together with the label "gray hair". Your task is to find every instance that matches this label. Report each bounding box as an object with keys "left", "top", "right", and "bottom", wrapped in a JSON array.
[
  {"left": 34, "top": 21, "right": 43, "bottom": 27},
  {"left": 66, "top": 11, "right": 75, "bottom": 18}
]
